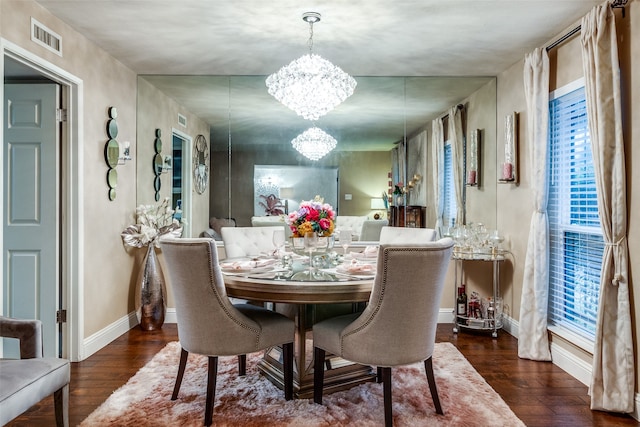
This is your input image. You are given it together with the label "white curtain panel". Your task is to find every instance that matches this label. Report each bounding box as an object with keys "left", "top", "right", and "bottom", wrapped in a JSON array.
[
  {"left": 518, "top": 48, "right": 552, "bottom": 362},
  {"left": 448, "top": 106, "right": 465, "bottom": 225},
  {"left": 431, "top": 119, "right": 445, "bottom": 232},
  {"left": 407, "top": 130, "right": 428, "bottom": 206},
  {"left": 581, "top": 4, "right": 633, "bottom": 413}
]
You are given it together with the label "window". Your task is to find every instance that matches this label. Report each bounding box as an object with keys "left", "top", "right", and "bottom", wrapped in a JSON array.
[
  {"left": 442, "top": 141, "right": 457, "bottom": 227},
  {"left": 547, "top": 82, "right": 604, "bottom": 342}
]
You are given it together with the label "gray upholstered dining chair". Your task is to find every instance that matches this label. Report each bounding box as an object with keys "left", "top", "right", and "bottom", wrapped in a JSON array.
[
  {"left": 160, "top": 238, "right": 295, "bottom": 426},
  {"left": 312, "top": 238, "right": 454, "bottom": 427},
  {"left": 378, "top": 225, "right": 436, "bottom": 244},
  {"left": 220, "top": 225, "right": 284, "bottom": 259}
]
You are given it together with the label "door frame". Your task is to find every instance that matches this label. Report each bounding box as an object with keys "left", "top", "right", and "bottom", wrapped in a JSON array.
[
  {"left": 1, "top": 39, "right": 84, "bottom": 361},
  {"left": 172, "top": 128, "right": 193, "bottom": 238}
]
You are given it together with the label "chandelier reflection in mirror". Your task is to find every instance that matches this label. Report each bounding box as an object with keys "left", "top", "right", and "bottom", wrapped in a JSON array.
[
  {"left": 265, "top": 12, "right": 357, "bottom": 121},
  {"left": 291, "top": 127, "right": 337, "bottom": 161}
]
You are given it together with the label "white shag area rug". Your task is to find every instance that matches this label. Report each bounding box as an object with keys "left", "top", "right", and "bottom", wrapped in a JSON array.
[{"left": 81, "top": 341, "right": 525, "bottom": 426}]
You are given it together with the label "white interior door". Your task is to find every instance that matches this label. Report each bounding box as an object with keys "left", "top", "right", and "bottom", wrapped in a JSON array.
[{"left": 3, "top": 83, "right": 60, "bottom": 358}]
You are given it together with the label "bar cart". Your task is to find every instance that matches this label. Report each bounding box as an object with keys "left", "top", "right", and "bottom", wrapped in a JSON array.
[{"left": 452, "top": 249, "right": 505, "bottom": 338}]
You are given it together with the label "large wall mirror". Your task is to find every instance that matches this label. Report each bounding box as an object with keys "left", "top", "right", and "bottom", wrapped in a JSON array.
[{"left": 138, "top": 75, "right": 498, "bottom": 237}]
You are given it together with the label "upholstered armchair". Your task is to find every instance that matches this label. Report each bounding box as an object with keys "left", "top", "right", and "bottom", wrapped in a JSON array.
[
  {"left": 360, "top": 219, "right": 388, "bottom": 241},
  {"left": 379, "top": 225, "right": 436, "bottom": 244},
  {"left": 312, "top": 238, "right": 454, "bottom": 427},
  {"left": 200, "top": 217, "right": 236, "bottom": 240},
  {"left": 0, "top": 316, "right": 70, "bottom": 427},
  {"left": 335, "top": 215, "right": 368, "bottom": 241},
  {"left": 220, "top": 225, "right": 283, "bottom": 259},
  {"left": 160, "top": 238, "right": 295, "bottom": 426}
]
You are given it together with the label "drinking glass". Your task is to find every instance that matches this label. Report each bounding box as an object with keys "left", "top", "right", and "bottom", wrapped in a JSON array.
[
  {"left": 339, "top": 229, "right": 352, "bottom": 256},
  {"left": 272, "top": 229, "right": 286, "bottom": 257}
]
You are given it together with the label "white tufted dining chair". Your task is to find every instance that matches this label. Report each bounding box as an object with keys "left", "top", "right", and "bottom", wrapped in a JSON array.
[
  {"left": 378, "top": 225, "right": 436, "bottom": 244},
  {"left": 220, "top": 226, "right": 283, "bottom": 259},
  {"left": 312, "top": 238, "right": 454, "bottom": 427},
  {"left": 160, "top": 238, "right": 295, "bottom": 426}
]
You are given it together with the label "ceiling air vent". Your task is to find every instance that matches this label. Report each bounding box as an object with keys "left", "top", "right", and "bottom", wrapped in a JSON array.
[
  {"left": 178, "top": 113, "right": 187, "bottom": 127},
  {"left": 31, "top": 17, "right": 62, "bottom": 56}
]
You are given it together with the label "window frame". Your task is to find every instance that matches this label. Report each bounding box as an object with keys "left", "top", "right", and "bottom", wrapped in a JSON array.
[{"left": 546, "top": 78, "right": 603, "bottom": 352}]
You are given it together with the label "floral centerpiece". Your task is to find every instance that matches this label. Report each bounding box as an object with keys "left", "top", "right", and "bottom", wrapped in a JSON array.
[
  {"left": 393, "top": 182, "right": 406, "bottom": 196},
  {"left": 121, "top": 197, "right": 183, "bottom": 248},
  {"left": 392, "top": 182, "right": 407, "bottom": 206},
  {"left": 285, "top": 196, "right": 335, "bottom": 237}
]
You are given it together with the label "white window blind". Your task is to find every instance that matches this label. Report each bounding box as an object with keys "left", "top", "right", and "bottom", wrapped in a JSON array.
[
  {"left": 442, "top": 142, "right": 457, "bottom": 227},
  {"left": 547, "top": 85, "right": 603, "bottom": 341}
]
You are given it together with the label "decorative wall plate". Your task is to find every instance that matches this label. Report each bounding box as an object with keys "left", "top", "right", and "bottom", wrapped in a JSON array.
[
  {"left": 107, "top": 119, "right": 118, "bottom": 139},
  {"left": 153, "top": 153, "right": 163, "bottom": 176},
  {"left": 193, "top": 134, "right": 209, "bottom": 194},
  {"left": 107, "top": 168, "right": 118, "bottom": 188},
  {"left": 105, "top": 139, "right": 120, "bottom": 168}
]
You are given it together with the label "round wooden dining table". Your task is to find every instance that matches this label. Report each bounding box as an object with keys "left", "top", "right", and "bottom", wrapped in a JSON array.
[
  {"left": 222, "top": 267, "right": 376, "bottom": 399},
  {"left": 223, "top": 273, "right": 373, "bottom": 304}
]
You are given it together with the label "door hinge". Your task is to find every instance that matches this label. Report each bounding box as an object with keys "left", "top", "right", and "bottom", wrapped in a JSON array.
[
  {"left": 56, "top": 309, "right": 67, "bottom": 323},
  {"left": 56, "top": 108, "right": 67, "bottom": 122}
]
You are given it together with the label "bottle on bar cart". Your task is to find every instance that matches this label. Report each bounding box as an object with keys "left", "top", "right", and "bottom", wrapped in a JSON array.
[{"left": 456, "top": 284, "right": 467, "bottom": 324}]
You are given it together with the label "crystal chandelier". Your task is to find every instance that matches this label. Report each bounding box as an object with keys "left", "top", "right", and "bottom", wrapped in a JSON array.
[
  {"left": 291, "top": 127, "right": 337, "bottom": 161},
  {"left": 266, "top": 12, "right": 357, "bottom": 121}
]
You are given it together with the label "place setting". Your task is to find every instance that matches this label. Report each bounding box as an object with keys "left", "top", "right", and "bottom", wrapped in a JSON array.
[{"left": 218, "top": 257, "right": 281, "bottom": 275}]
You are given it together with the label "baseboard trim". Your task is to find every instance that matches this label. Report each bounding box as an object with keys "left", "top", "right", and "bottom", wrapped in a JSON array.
[
  {"left": 82, "top": 312, "right": 138, "bottom": 359},
  {"left": 549, "top": 340, "right": 592, "bottom": 386},
  {"left": 438, "top": 308, "right": 454, "bottom": 324},
  {"left": 500, "top": 314, "right": 593, "bottom": 386},
  {"left": 82, "top": 309, "right": 177, "bottom": 360}
]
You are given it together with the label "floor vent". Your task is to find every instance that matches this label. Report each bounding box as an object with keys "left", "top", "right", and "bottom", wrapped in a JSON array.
[
  {"left": 31, "top": 17, "right": 63, "bottom": 56},
  {"left": 178, "top": 113, "right": 187, "bottom": 127}
]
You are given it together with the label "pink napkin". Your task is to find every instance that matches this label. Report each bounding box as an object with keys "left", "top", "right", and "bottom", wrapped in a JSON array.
[
  {"left": 220, "top": 258, "right": 276, "bottom": 271},
  {"left": 337, "top": 259, "right": 376, "bottom": 275}
]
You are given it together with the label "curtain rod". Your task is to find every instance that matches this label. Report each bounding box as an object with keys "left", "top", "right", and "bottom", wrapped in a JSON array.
[
  {"left": 545, "top": 0, "right": 628, "bottom": 51},
  {"left": 438, "top": 103, "right": 464, "bottom": 121},
  {"left": 545, "top": 26, "right": 580, "bottom": 51}
]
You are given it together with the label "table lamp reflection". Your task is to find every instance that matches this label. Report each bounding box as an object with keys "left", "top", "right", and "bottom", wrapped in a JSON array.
[
  {"left": 280, "top": 187, "right": 295, "bottom": 214},
  {"left": 370, "top": 198, "right": 387, "bottom": 220}
]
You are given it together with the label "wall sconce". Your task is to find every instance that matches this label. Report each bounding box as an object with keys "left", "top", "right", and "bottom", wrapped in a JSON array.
[
  {"left": 407, "top": 173, "right": 422, "bottom": 189},
  {"left": 467, "top": 129, "right": 480, "bottom": 187},
  {"left": 370, "top": 197, "right": 387, "bottom": 220},
  {"left": 118, "top": 141, "right": 132, "bottom": 165},
  {"left": 499, "top": 112, "right": 519, "bottom": 184},
  {"left": 162, "top": 155, "right": 173, "bottom": 173}
]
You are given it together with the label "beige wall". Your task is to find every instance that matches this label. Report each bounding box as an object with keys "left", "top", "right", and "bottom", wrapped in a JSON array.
[
  {"left": 496, "top": 3, "right": 639, "bottom": 390},
  {"left": 462, "top": 78, "right": 498, "bottom": 231}
]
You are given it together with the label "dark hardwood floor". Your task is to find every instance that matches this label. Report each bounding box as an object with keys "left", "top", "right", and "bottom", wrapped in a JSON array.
[{"left": 7, "top": 323, "right": 639, "bottom": 426}]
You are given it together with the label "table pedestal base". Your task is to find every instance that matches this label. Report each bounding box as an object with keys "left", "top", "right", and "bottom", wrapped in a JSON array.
[{"left": 258, "top": 304, "right": 376, "bottom": 399}]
